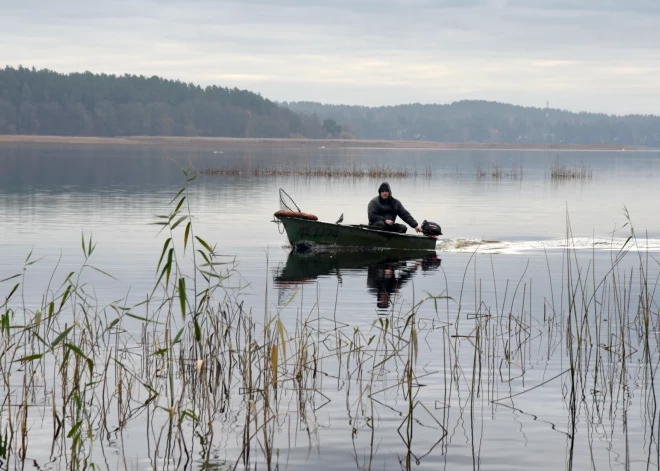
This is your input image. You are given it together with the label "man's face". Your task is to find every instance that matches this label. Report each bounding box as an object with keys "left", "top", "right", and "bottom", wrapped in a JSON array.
[{"left": 380, "top": 191, "right": 390, "bottom": 199}]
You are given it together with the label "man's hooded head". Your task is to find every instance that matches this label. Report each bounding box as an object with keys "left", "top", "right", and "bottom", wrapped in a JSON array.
[{"left": 378, "top": 182, "right": 392, "bottom": 198}]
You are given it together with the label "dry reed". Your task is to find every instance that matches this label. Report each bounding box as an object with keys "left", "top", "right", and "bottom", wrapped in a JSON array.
[
  {"left": 0, "top": 169, "right": 657, "bottom": 471},
  {"left": 550, "top": 159, "right": 592, "bottom": 179},
  {"left": 475, "top": 161, "right": 523, "bottom": 180},
  {"left": 196, "top": 164, "right": 432, "bottom": 178}
]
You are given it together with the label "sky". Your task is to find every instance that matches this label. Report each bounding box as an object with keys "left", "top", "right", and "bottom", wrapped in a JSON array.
[{"left": 1, "top": 0, "right": 659, "bottom": 115}]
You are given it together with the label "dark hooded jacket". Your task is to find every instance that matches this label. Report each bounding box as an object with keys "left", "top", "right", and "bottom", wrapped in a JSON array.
[{"left": 368, "top": 182, "right": 418, "bottom": 228}]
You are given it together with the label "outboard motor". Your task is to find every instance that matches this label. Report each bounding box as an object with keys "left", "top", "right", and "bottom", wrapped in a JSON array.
[{"left": 421, "top": 220, "right": 442, "bottom": 237}]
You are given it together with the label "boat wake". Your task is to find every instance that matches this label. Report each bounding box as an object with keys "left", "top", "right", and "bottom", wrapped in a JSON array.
[{"left": 438, "top": 236, "right": 660, "bottom": 254}]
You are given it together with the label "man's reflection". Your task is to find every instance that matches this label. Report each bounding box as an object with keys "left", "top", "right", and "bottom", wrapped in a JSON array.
[{"left": 367, "top": 254, "right": 441, "bottom": 310}]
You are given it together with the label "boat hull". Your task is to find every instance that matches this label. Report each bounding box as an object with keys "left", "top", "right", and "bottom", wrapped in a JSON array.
[{"left": 277, "top": 216, "right": 437, "bottom": 251}]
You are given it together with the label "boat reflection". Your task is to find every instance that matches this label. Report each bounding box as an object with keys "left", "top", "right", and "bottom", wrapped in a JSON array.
[{"left": 274, "top": 250, "right": 441, "bottom": 310}]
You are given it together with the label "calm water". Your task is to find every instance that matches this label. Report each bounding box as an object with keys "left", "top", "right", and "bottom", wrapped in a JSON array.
[{"left": 1, "top": 142, "right": 659, "bottom": 470}]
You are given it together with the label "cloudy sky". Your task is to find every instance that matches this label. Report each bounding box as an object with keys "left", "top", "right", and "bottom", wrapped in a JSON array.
[{"left": 1, "top": 0, "right": 659, "bottom": 114}]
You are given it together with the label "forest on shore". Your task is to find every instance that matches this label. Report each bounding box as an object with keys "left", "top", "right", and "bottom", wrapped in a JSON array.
[
  {"left": 0, "top": 66, "right": 325, "bottom": 138},
  {"left": 1, "top": 66, "right": 659, "bottom": 146},
  {"left": 286, "top": 101, "right": 660, "bottom": 147}
]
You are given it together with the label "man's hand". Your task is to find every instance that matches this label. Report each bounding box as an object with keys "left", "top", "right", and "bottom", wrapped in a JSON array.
[
  {"left": 415, "top": 225, "right": 422, "bottom": 233},
  {"left": 385, "top": 220, "right": 394, "bottom": 226}
]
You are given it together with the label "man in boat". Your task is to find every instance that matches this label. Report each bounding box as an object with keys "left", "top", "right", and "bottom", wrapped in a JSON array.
[{"left": 368, "top": 182, "right": 422, "bottom": 233}]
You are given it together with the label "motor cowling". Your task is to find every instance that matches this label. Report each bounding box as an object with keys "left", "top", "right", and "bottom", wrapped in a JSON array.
[{"left": 421, "top": 220, "right": 442, "bottom": 236}]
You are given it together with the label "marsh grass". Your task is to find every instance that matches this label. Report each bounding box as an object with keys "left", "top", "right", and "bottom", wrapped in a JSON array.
[
  {"left": 550, "top": 159, "right": 592, "bottom": 180},
  {"left": 196, "top": 163, "right": 432, "bottom": 179},
  {"left": 0, "top": 168, "right": 658, "bottom": 470},
  {"left": 0, "top": 166, "right": 443, "bottom": 470},
  {"left": 475, "top": 161, "right": 523, "bottom": 180}
]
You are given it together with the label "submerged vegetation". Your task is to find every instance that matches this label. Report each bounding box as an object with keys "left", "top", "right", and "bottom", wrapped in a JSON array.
[
  {"left": 473, "top": 158, "right": 595, "bottom": 181},
  {"left": 550, "top": 159, "right": 593, "bottom": 180},
  {"left": 0, "top": 168, "right": 658, "bottom": 470},
  {"left": 475, "top": 161, "right": 524, "bottom": 180},
  {"left": 196, "top": 163, "right": 433, "bottom": 178}
]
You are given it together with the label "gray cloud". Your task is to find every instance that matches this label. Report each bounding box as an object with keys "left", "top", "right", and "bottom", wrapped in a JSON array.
[{"left": 1, "top": 0, "right": 659, "bottom": 114}]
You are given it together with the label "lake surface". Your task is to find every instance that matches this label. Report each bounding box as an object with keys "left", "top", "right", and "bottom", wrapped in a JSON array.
[{"left": 0, "top": 142, "right": 659, "bottom": 470}]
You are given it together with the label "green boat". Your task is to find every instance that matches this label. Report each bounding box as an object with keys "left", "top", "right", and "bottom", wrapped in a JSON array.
[{"left": 274, "top": 214, "right": 438, "bottom": 251}]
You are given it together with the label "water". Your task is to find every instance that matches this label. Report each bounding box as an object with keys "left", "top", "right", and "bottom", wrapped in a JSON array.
[{"left": 0, "top": 142, "right": 659, "bottom": 470}]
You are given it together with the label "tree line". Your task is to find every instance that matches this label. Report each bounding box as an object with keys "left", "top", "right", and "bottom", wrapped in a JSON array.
[
  {"left": 3, "top": 66, "right": 658, "bottom": 146},
  {"left": 287, "top": 100, "right": 660, "bottom": 147},
  {"left": 0, "top": 66, "right": 325, "bottom": 138}
]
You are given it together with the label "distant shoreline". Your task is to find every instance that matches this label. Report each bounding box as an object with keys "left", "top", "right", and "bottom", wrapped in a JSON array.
[{"left": 0, "top": 135, "right": 645, "bottom": 151}]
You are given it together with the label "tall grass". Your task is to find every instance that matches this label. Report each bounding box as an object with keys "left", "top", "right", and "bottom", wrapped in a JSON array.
[{"left": 0, "top": 170, "right": 658, "bottom": 470}]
